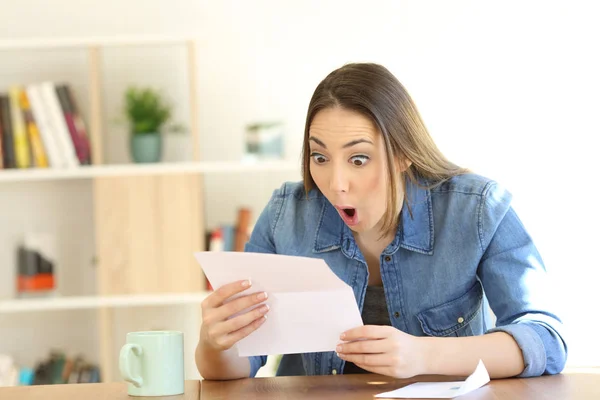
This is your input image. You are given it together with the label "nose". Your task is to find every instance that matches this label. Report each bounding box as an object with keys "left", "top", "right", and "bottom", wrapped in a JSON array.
[{"left": 329, "top": 164, "right": 349, "bottom": 193}]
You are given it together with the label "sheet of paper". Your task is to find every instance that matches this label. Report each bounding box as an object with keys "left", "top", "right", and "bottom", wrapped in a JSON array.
[
  {"left": 194, "top": 251, "right": 363, "bottom": 357},
  {"left": 375, "top": 360, "right": 490, "bottom": 399}
]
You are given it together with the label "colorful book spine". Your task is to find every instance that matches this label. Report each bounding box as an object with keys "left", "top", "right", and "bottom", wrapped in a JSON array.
[
  {"left": 8, "top": 87, "right": 31, "bottom": 168},
  {"left": 222, "top": 225, "right": 235, "bottom": 251},
  {"left": 59, "top": 84, "right": 91, "bottom": 164},
  {"left": 55, "top": 85, "right": 86, "bottom": 164},
  {"left": 234, "top": 208, "right": 252, "bottom": 251},
  {"left": 0, "top": 95, "right": 16, "bottom": 168},
  {"left": 19, "top": 90, "right": 49, "bottom": 168},
  {"left": 39, "top": 82, "right": 79, "bottom": 168},
  {"left": 0, "top": 95, "right": 15, "bottom": 168},
  {"left": 26, "top": 84, "right": 64, "bottom": 168}
]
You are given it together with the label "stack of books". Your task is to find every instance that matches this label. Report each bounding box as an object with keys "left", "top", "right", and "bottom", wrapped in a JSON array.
[
  {"left": 0, "top": 351, "right": 101, "bottom": 387},
  {"left": 205, "top": 207, "right": 254, "bottom": 290},
  {"left": 0, "top": 82, "right": 91, "bottom": 170}
]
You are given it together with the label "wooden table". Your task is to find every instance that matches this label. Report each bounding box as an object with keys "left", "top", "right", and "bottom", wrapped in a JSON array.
[{"left": 2, "top": 372, "right": 599, "bottom": 399}]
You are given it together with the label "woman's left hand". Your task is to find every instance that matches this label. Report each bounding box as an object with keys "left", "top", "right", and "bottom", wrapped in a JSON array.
[{"left": 336, "top": 325, "right": 428, "bottom": 378}]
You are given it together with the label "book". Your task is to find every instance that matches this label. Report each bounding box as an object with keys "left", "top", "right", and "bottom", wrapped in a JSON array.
[
  {"left": 8, "top": 87, "right": 30, "bottom": 168},
  {"left": 234, "top": 208, "right": 252, "bottom": 252},
  {"left": 56, "top": 84, "right": 91, "bottom": 164},
  {"left": 78, "top": 365, "right": 92, "bottom": 383},
  {"left": 39, "top": 82, "right": 79, "bottom": 168},
  {"left": 48, "top": 352, "right": 65, "bottom": 384},
  {"left": 33, "top": 360, "right": 51, "bottom": 385},
  {"left": 61, "top": 357, "right": 74, "bottom": 383},
  {"left": 26, "top": 84, "right": 64, "bottom": 168},
  {"left": 65, "top": 85, "right": 92, "bottom": 164},
  {"left": 67, "top": 357, "right": 85, "bottom": 384},
  {"left": 0, "top": 95, "right": 15, "bottom": 168},
  {"left": 222, "top": 224, "right": 235, "bottom": 251},
  {"left": 19, "top": 89, "right": 49, "bottom": 168}
]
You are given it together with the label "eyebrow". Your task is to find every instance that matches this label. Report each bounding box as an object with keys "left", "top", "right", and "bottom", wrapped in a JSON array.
[{"left": 309, "top": 136, "right": 373, "bottom": 149}]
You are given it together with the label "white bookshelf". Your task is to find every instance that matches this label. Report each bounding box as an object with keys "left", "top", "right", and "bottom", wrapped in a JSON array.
[
  {"left": 0, "top": 292, "right": 210, "bottom": 313},
  {"left": 0, "top": 34, "right": 298, "bottom": 383},
  {"left": 1, "top": 35, "right": 219, "bottom": 383},
  {"left": 0, "top": 160, "right": 299, "bottom": 183}
]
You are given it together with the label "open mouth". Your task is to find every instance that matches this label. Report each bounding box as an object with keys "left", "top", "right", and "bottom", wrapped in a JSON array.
[
  {"left": 342, "top": 208, "right": 356, "bottom": 218},
  {"left": 336, "top": 206, "right": 358, "bottom": 226}
]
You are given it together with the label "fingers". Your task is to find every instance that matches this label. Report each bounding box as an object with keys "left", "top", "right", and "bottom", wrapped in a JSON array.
[
  {"left": 211, "top": 314, "right": 268, "bottom": 351},
  {"left": 337, "top": 352, "right": 390, "bottom": 367},
  {"left": 213, "top": 291, "right": 268, "bottom": 323},
  {"left": 225, "top": 314, "right": 269, "bottom": 346},
  {"left": 211, "top": 303, "right": 271, "bottom": 337},
  {"left": 341, "top": 325, "right": 391, "bottom": 341},
  {"left": 201, "top": 280, "right": 252, "bottom": 310},
  {"left": 200, "top": 279, "right": 271, "bottom": 352},
  {"left": 336, "top": 338, "right": 389, "bottom": 355},
  {"left": 336, "top": 338, "right": 392, "bottom": 368}
]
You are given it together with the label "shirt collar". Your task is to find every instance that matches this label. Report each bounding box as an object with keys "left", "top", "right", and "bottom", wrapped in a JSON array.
[{"left": 313, "top": 177, "right": 434, "bottom": 256}]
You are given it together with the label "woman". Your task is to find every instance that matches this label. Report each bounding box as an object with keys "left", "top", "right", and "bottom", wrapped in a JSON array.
[{"left": 196, "top": 63, "right": 567, "bottom": 380}]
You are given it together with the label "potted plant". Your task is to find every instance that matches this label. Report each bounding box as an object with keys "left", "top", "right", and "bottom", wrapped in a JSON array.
[{"left": 124, "top": 86, "right": 177, "bottom": 163}]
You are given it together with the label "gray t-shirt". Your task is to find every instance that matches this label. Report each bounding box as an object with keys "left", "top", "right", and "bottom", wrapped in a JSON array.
[{"left": 343, "top": 285, "right": 391, "bottom": 374}]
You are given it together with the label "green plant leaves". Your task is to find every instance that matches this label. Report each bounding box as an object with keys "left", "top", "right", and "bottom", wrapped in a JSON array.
[{"left": 125, "top": 87, "right": 172, "bottom": 134}]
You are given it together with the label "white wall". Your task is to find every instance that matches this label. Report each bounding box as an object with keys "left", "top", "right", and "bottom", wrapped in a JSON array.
[{"left": 1, "top": 0, "right": 598, "bottom": 367}]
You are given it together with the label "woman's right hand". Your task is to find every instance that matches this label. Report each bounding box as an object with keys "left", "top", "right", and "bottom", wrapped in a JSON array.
[{"left": 200, "top": 280, "right": 270, "bottom": 352}]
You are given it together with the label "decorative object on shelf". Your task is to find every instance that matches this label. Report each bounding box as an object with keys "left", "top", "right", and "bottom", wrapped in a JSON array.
[
  {"left": 0, "top": 354, "right": 18, "bottom": 387},
  {"left": 123, "top": 86, "right": 183, "bottom": 164},
  {"left": 16, "top": 232, "right": 57, "bottom": 298},
  {"left": 244, "top": 121, "right": 284, "bottom": 161}
]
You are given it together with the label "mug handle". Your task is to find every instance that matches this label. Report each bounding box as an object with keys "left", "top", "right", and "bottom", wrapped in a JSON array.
[{"left": 119, "top": 343, "right": 144, "bottom": 387}]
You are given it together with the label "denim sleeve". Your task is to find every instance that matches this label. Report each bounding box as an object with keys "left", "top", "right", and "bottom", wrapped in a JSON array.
[
  {"left": 243, "top": 187, "right": 285, "bottom": 378},
  {"left": 477, "top": 182, "right": 567, "bottom": 377}
]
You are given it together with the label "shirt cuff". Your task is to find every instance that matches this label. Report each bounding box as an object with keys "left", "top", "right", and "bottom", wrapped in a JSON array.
[
  {"left": 249, "top": 355, "right": 266, "bottom": 378},
  {"left": 487, "top": 323, "right": 546, "bottom": 377}
]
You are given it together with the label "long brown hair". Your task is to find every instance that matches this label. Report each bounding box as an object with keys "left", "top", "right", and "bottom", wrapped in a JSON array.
[{"left": 302, "top": 63, "right": 468, "bottom": 236}]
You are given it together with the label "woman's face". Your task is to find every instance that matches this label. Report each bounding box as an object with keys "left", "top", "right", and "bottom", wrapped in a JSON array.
[{"left": 309, "top": 107, "right": 393, "bottom": 235}]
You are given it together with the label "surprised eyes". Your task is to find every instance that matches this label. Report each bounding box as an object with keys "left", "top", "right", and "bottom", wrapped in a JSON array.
[
  {"left": 311, "top": 153, "right": 328, "bottom": 164},
  {"left": 310, "top": 153, "right": 370, "bottom": 167},
  {"left": 349, "top": 155, "right": 369, "bottom": 166}
]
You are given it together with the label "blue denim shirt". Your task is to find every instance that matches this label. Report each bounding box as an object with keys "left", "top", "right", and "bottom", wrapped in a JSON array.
[{"left": 244, "top": 173, "right": 567, "bottom": 378}]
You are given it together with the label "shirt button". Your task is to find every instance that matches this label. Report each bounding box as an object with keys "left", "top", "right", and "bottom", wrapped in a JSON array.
[
  {"left": 332, "top": 369, "right": 337, "bottom": 375},
  {"left": 394, "top": 311, "right": 400, "bottom": 318},
  {"left": 384, "top": 256, "right": 392, "bottom": 262},
  {"left": 457, "top": 317, "right": 465, "bottom": 324}
]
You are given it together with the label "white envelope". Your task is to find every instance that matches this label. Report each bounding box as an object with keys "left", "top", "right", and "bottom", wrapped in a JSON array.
[
  {"left": 194, "top": 251, "right": 363, "bottom": 357},
  {"left": 376, "top": 360, "right": 491, "bottom": 398}
]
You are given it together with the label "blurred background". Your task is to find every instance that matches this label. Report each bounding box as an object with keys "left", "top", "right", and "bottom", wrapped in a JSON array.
[{"left": 0, "top": 0, "right": 598, "bottom": 386}]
